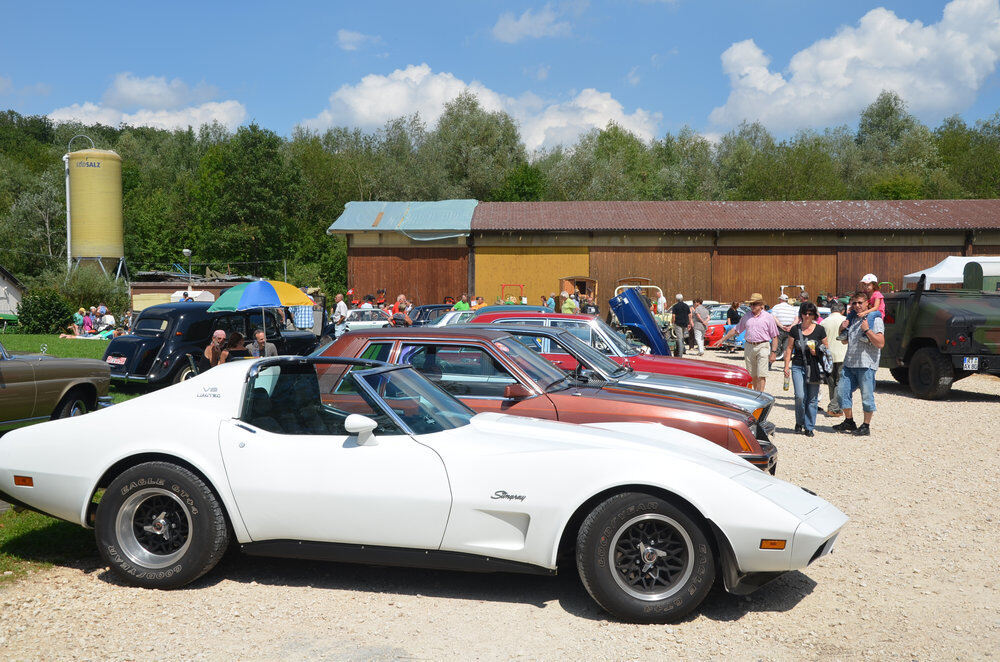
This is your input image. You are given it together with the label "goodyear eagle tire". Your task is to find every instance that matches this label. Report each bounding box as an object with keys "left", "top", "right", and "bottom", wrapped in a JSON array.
[
  {"left": 908, "top": 347, "right": 953, "bottom": 400},
  {"left": 576, "top": 493, "right": 714, "bottom": 623},
  {"left": 96, "top": 462, "right": 229, "bottom": 589}
]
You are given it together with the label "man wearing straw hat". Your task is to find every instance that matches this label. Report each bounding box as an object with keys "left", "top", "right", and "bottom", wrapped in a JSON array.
[{"left": 719, "top": 292, "right": 780, "bottom": 391}]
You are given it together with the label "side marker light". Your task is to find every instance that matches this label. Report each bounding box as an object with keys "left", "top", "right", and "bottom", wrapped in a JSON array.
[
  {"left": 760, "top": 539, "right": 786, "bottom": 550},
  {"left": 13, "top": 476, "right": 34, "bottom": 487}
]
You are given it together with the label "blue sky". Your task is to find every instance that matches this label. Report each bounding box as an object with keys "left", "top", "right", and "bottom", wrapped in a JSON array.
[{"left": 2, "top": 0, "right": 999, "bottom": 150}]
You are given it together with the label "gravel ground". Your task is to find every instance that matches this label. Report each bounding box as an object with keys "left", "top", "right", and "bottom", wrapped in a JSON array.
[{"left": 2, "top": 357, "right": 999, "bottom": 661}]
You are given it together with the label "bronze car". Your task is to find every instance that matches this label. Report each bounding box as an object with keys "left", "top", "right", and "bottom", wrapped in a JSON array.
[
  {"left": 0, "top": 339, "right": 112, "bottom": 433},
  {"left": 323, "top": 328, "right": 777, "bottom": 472}
]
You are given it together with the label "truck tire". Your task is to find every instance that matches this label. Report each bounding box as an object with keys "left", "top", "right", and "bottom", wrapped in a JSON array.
[
  {"left": 889, "top": 367, "right": 909, "bottom": 386},
  {"left": 908, "top": 347, "right": 953, "bottom": 400}
]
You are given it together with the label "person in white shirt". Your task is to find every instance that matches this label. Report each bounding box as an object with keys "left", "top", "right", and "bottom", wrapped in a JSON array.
[
  {"left": 819, "top": 300, "right": 848, "bottom": 416},
  {"left": 333, "top": 294, "right": 349, "bottom": 338},
  {"left": 656, "top": 293, "right": 668, "bottom": 315},
  {"left": 769, "top": 294, "right": 798, "bottom": 365}
]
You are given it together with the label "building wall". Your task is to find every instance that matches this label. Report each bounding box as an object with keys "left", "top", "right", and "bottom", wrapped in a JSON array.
[
  {"left": 836, "top": 246, "right": 963, "bottom": 294},
  {"left": 589, "top": 246, "right": 711, "bottom": 301},
  {"left": 712, "top": 247, "right": 838, "bottom": 304},
  {"left": 348, "top": 246, "right": 468, "bottom": 306},
  {"left": 474, "top": 246, "right": 588, "bottom": 303},
  {"left": 0, "top": 277, "right": 22, "bottom": 316}
]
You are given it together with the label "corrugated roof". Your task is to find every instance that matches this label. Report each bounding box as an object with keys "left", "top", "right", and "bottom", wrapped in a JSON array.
[
  {"left": 328, "top": 200, "right": 477, "bottom": 239},
  {"left": 471, "top": 200, "right": 1000, "bottom": 232}
]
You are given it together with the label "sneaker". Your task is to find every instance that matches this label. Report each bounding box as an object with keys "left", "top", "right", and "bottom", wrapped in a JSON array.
[
  {"left": 794, "top": 424, "right": 804, "bottom": 433},
  {"left": 853, "top": 423, "right": 870, "bottom": 436},
  {"left": 804, "top": 430, "right": 815, "bottom": 437},
  {"left": 832, "top": 418, "right": 857, "bottom": 433},
  {"left": 824, "top": 408, "right": 844, "bottom": 417}
]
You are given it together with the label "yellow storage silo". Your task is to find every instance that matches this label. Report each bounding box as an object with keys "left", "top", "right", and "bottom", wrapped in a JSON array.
[{"left": 66, "top": 148, "right": 124, "bottom": 272}]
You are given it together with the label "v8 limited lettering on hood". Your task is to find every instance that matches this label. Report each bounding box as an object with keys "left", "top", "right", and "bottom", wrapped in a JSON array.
[
  {"left": 197, "top": 387, "right": 221, "bottom": 399},
  {"left": 491, "top": 490, "right": 526, "bottom": 502}
]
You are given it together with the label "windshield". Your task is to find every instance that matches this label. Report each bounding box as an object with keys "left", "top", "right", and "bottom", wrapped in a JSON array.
[
  {"left": 358, "top": 367, "right": 475, "bottom": 434},
  {"left": 510, "top": 330, "right": 629, "bottom": 378},
  {"left": 594, "top": 318, "right": 639, "bottom": 356},
  {"left": 491, "top": 337, "right": 569, "bottom": 390}
]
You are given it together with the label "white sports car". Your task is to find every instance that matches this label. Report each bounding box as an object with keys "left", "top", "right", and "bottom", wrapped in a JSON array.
[{"left": 0, "top": 357, "right": 847, "bottom": 623}]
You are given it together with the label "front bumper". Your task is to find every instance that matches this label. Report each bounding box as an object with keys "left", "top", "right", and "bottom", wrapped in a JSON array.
[
  {"left": 950, "top": 354, "right": 1000, "bottom": 375},
  {"left": 96, "top": 396, "right": 113, "bottom": 409},
  {"left": 742, "top": 440, "right": 778, "bottom": 474},
  {"left": 109, "top": 371, "right": 150, "bottom": 383}
]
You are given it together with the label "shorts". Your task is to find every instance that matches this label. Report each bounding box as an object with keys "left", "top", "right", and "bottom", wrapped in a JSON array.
[
  {"left": 744, "top": 342, "right": 770, "bottom": 379},
  {"left": 838, "top": 366, "right": 876, "bottom": 412}
]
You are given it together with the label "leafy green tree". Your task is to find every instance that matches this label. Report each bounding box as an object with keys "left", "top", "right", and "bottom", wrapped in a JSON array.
[
  {"left": 426, "top": 91, "right": 526, "bottom": 200},
  {"left": 491, "top": 163, "right": 545, "bottom": 201},
  {"left": 190, "top": 124, "right": 301, "bottom": 275}
]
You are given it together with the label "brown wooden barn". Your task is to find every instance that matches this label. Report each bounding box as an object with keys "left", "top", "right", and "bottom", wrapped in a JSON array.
[{"left": 328, "top": 200, "right": 1000, "bottom": 306}]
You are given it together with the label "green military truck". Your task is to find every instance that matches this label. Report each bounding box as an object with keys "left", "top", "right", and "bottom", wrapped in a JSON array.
[{"left": 882, "top": 274, "right": 1000, "bottom": 399}]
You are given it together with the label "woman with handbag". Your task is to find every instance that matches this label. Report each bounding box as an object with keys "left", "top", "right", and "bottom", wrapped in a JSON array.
[{"left": 783, "top": 301, "right": 829, "bottom": 436}]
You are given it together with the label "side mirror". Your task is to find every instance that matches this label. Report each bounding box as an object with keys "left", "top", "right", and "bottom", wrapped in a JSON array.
[
  {"left": 503, "top": 383, "right": 532, "bottom": 400},
  {"left": 345, "top": 414, "right": 378, "bottom": 446}
]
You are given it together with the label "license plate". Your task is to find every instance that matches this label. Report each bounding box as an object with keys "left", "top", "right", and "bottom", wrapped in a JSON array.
[
  {"left": 963, "top": 356, "right": 979, "bottom": 371},
  {"left": 106, "top": 356, "right": 126, "bottom": 365}
]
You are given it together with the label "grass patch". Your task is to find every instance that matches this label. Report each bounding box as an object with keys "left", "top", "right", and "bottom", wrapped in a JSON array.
[
  {"left": 0, "top": 509, "right": 98, "bottom": 585},
  {"left": 1, "top": 334, "right": 111, "bottom": 360}
]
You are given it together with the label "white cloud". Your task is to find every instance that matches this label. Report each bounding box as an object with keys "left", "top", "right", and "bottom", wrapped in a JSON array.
[
  {"left": 626, "top": 66, "right": 641, "bottom": 86},
  {"left": 50, "top": 73, "right": 245, "bottom": 130},
  {"left": 301, "top": 63, "right": 659, "bottom": 151},
  {"left": 492, "top": 4, "right": 572, "bottom": 43},
  {"left": 337, "top": 29, "right": 380, "bottom": 51},
  {"left": 524, "top": 64, "right": 551, "bottom": 81},
  {"left": 710, "top": 0, "right": 1000, "bottom": 131},
  {"left": 102, "top": 72, "right": 217, "bottom": 110}
]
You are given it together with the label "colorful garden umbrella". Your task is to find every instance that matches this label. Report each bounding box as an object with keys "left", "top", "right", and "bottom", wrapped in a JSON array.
[{"left": 207, "top": 280, "right": 313, "bottom": 336}]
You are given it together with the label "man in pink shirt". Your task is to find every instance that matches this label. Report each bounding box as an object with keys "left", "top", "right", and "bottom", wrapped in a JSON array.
[{"left": 719, "top": 292, "right": 780, "bottom": 391}]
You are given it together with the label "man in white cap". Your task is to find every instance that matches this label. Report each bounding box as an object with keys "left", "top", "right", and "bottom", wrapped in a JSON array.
[
  {"left": 668, "top": 294, "right": 691, "bottom": 357},
  {"left": 770, "top": 293, "right": 798, "bottom": 367}
]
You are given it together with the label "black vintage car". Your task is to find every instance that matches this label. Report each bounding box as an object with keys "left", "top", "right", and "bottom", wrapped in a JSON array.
[{"left": 102, "top": 302, "right": 319, "bottom": 386}]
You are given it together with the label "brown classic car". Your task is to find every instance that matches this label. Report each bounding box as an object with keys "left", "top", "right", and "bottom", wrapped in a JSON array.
[
  {"left": 0, "top": 339, "right": 112, "bottom": 433},
  {"left": 323, "top": 328, "right": 777, "bottom": 472}
]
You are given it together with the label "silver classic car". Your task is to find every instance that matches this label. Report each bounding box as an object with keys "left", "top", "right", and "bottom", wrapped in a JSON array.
[{"left": 0, "top": 339, "right": 112, "bottom": 432}]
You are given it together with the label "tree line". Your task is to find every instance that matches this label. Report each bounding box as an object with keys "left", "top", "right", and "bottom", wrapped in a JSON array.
[{"left": 1, "top": 90, "right": 998, "bottom": 296}]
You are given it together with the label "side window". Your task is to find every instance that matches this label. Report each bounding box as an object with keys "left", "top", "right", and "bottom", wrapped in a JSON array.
[
  {"left": 214, "top": 314, "right": 246, "bottom": 337},
  {"left": 248, "top": 310, "right": 283, "bottom": 338},
  {"left": 330, "top": 343, "right": 393, "bottom": 394},
  {"left": 244, "top": 363, "right": 399, "bottom": 436},
  {"left": 551, "top": 320, "right": 592, "bottom": 346},
  {"left": 509, "top": 334, "right": 547, "bottom": 354},
  {"left": 398, "top": 344, "right": 517, "bottom": 398}
]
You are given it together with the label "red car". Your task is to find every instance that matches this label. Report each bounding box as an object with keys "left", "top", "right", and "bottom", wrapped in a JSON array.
[
  {"left": 322, "top": 327, "right": 776, "bottom": 472},
  {"left": 469, "top": 311, "right": 752, "bottom": 388}
]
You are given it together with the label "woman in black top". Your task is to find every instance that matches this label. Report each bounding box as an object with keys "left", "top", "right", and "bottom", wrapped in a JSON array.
[
  {"left": 726, "top": 302, "right": 742, "bottom": 325},
  {"left": 782, "top": 302, "right": 829, "bottom": 436}
]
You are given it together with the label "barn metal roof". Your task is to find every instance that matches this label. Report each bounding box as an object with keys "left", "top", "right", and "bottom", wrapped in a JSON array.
[
  {"left": 471, "top": 200, "right": 1000, "bottom": 232},
  {"left": 328, "top": 200, "right": 477, "bottom": 240}
]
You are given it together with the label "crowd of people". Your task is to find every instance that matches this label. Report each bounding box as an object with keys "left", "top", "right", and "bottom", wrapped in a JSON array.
[
  {"left": 60, "top": 304, "right": 132, "bottom": 340},
  {"left": 718, "top": 273, "right": 887, "bottom": 436}
]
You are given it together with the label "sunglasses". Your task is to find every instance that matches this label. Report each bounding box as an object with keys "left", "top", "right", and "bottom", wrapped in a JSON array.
[{"left": 851, "top": 301, "right": 866, "bottom": 305}]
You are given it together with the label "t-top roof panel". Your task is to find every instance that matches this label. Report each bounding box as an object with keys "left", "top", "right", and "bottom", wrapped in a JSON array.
[{"left": 328, "top": 200, "right": 477, "bottom": 238}]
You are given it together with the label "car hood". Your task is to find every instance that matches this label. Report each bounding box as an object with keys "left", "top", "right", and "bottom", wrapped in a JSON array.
[
  {"left": 463, "top": 412, "right": 752, "bottom": 477},
  {"left": 557, "top": 383, "right": 747, "bottom": 421},
  {"left": 623, "top": 353, "right": 751, "bottom": 385},
  {"left": 612, "top": 371, "right": 773, "bottom": 417}
]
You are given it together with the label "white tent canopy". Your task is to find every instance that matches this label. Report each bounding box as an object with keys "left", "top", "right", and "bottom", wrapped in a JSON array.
[
  {"left": 169, "top": 290, "right": 216, "bottom": 303},
  {"left": 902, "top": 256, "right": 1000, "bottom": 287}
]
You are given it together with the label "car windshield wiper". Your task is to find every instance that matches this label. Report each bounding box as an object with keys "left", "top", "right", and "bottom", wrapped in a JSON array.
[{"left": 545, "top": 376, "right": 574, "bottom": 392}]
